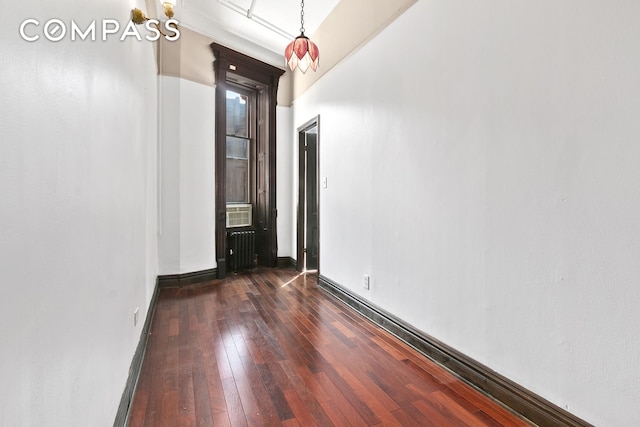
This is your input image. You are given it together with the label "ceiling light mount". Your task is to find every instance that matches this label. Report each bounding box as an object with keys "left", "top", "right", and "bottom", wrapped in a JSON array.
[{"left": 285, "top": 1, "right": 319, "bottom": 73}]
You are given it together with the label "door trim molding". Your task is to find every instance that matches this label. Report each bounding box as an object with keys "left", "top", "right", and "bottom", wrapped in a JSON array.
[
  {"left": 211, "top": 43, "right": 285, "bottom": 278},
  {"left": 296, "top": 116, "right": 320, "bottom": 272}
]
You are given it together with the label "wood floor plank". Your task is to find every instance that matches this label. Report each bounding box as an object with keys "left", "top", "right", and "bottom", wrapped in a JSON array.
[
  {"left": 314, "top": 352, "right": 381, "bottom": 425},
  {"left": 324, "top": 353, "right": 398, "bottom": 425},
  {"left": 223, "top": 326, "right": 271, "bottom": 426},
  {"left": 178, "top": 356, "right": 196, "bottom": 426},
  {"left": 256, "top": 363, "right": 294, "bottom": 421},
  {"left": 198, "top": 296, "right": 230, "bottom": 417},
  {"left": 211, "top": 411, "right": 232, "bottom": 427},
  {"left": 160, "top": 390, "right": 180, "bottom": 427},
  {"left": 126, "top": 388, "right": 148, "bottom": 426},
  {"left": 294, "top": 365, "right": 333, "bottom": 403},
  {"left": 320, "top": 398, "right": 368, "bottom": 427},
  {"left": 127, "top": 268, "right": 533, "bottom": 427},
  {"left": 311, "top": 371, "right": 371, "bottom": 426},
  {"left": 192, "top": 363, "right": 214, "bottom": 427},
  {"left": 277, "top": 360, "right": 334, "bottom": 425},
  {"left": 220, "top": 376, "right": 248, "bottom": 427},
  {"left": 412, "top": 398, "right": 462, "bottom": 427},
  {"left": 391, "top": 406, "right": 431, "bottom": 427},
  {"left": 446, "top": 380, "right": 532, "bottom": 426},
  {"left": 432, "top": 390, "right": 493, "bottom": 427},
  {"left": 282, "top": 388, "right": 317, "bottom": 426}
]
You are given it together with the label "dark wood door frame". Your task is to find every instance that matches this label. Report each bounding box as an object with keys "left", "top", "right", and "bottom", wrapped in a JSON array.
[
  {"left": 211, "top": 43, "right": 284, "bottom": 278},
  {"left": 297, "top": 116, "right": 320, "bottom": 272}
]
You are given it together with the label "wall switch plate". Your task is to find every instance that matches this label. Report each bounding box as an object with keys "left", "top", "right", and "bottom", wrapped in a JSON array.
[
  {"left": 364, "top": 274, "right": 370, "bottom": 290},
  {"left": 134, "top": 307, "right": 139, "bottom": 327}
]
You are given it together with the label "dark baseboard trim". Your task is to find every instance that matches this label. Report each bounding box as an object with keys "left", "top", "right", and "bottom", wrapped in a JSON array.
[
  {"left": 158, "top": 268, "right": 218, "bottom": 288},
  {"left": 114, "top": 279, "right": 160, "bottom": 427},
  {"left": 318, "top": 275, "right": 593, "bottom": 427},
  {"left": 217, "top": 259, "right": 227, "bottom": 279},
  {"left": 277, "top": 257, "right": 296, "bottom": 269}
]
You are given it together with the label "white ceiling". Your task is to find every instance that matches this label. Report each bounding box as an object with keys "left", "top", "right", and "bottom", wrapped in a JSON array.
[{"left": 176, "top": 0, "right": 340, "bottom": 64}]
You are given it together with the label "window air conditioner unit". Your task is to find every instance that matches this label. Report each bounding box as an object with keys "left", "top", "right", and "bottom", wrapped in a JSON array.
[{"left": 226, "top": 204, "right": 252, "bottom": 228}]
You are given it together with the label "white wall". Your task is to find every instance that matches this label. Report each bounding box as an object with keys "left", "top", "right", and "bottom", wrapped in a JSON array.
[
  {"left": 0, "top": 0, "right": 158, "bottom": 425},
  {"left": 158, "top": 76, "right": 216, "bottom": 274},
  {"left": 158, "top": 76, "right": 292, "bottom": 271},
  {"left": 276, "top": 106, "right": 294, "bottom": 258},
  {"left": 292, "top": 1, "right": 640, "bottom": 425}
]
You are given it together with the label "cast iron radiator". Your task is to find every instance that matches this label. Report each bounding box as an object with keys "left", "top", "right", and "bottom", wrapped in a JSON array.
[{"left": 228, "top": 230, "right": 256, "bottom": 272}]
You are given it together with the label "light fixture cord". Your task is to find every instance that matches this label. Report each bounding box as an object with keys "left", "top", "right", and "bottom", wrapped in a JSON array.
[{"left": 300, "top": 0, "right": 305, "bottom": 35}]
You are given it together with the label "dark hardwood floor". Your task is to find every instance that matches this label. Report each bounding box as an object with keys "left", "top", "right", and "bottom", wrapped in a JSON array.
[{"left": 127, "top": 268, "right": 532, "bottom": 426}]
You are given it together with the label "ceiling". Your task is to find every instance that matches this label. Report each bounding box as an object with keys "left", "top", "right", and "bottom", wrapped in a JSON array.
[{"left": 176, "top": 0, "right": 340, "bottom": 64}]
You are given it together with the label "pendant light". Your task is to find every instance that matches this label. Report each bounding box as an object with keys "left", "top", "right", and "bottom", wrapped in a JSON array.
[{"left": 284, "top": 1, "right": 319, "bottom": 73}]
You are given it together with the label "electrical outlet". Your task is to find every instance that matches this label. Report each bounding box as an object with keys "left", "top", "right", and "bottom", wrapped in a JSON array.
[
  {"left": 364, "top": 274, "right": 370, "bottom": 290},
  {"left": 134, "top": 307, "right": 139, "bottom": 327}
]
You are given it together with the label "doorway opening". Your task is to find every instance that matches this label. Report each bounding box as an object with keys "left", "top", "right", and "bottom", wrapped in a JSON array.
[{"left": 297, "top": 117, "right": 320, "bottom": 273}]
